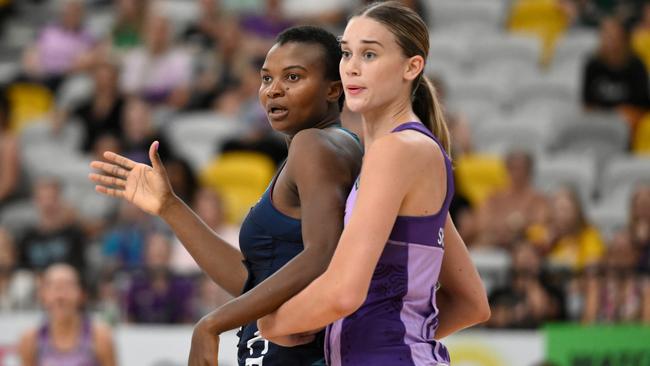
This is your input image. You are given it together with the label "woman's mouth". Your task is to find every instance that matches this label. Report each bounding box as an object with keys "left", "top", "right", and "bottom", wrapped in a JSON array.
[
  {"left": 346, "top": 85, "right": 365, "bottom": 96},
  {"left": 268, "top": 106, "right": 289, "bottom": 120}
]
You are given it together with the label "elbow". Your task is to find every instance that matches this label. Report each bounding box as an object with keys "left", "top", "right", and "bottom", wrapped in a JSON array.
[
  {"left": 330, "top": 285, "right": 365, "bottom": 318},
  {"left": 471, "top": 288, "right": 491, "bottom": 325},
  {"left": 475, "top": 297, "right": 491, "bottom": 324}
]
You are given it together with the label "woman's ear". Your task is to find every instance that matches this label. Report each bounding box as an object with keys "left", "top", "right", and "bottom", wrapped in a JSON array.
[
  {"left": 327, "top": 80, "right": 343, "bottom": 103},
  {"left": 404, "top": 55, "right": 425, "bottom": 82}
]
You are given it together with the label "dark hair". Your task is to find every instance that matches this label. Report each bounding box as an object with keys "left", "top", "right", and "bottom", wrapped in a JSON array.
[
  {"left": 357, "top": 1, "right": 451, "bottom": 153},
  {"left": 276, "top": 26, "right": 344, "bottom": 110}
]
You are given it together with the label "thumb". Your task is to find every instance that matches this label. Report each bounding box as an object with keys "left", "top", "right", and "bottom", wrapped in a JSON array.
[{"left": 149, "top": 141, "right": 163, "bottom": 172}]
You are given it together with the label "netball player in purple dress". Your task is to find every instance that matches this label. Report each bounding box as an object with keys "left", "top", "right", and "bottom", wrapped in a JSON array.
[
  {"left": 18, "top": 264, "right": 116, "bottom": 366},
  {"left": 258, "top": 2, "right": 490, "bottom": 365}
]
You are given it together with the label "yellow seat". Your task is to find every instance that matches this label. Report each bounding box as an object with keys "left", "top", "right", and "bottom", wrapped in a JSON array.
[
  {"left": 507, "top": 0, "right": 569, "bottom": 65},
  {"left": 633, "top": 113, "right": 650, "bottom": 155},
  {"left": 455, "top": 154, "right": 508, "bottom": 207},
  {"left": 632, "top": 30, "right": 650, "bottom": 71},
  {"left": 6, "top": 83, "right": 53, "bottom": 133},
  {"left": 200, "top": 152, "right": 276, "bottom": 224}
]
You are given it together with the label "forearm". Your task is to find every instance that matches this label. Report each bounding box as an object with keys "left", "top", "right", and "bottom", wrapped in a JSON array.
[
  {"left": 161, "top": 196, "right": 246, "bottom": 296},
  {"left": 199, "top": 250, "right": 329, "bottom": 333},
  {"left": 434, "top": 288, "right": 487, "bottom": 339},
  {"left": 258, "top": 272, "right": 353, "bottom": 338}
]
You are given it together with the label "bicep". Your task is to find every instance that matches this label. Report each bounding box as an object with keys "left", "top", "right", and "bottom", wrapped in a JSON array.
[{"left": 325, "top": 146, "right": 411, "bottom": 296}]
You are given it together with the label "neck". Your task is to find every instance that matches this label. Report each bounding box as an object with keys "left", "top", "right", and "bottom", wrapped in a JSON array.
[
  {"left": 50, "top": 313, "right": 81, "bottom": 335},
  {"left": 361, "top": 96, "right": 418, "bottom": 151},
  {"left": 286, "top": 108, "right": 340, "bottom": 146}
]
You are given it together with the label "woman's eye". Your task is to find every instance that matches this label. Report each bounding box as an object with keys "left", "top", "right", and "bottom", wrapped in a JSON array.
[
  {"left": 342, "top": 50, "right": 351, "bottom": 58},
  {"left": 261, "top": 75, "right": 272, "bottom": 83},
  {"left": 287, "top": 74, "right": 300, "bottom": 81},
  {"left": 363, "top": 52, "right": 376, "bottom": 60}
]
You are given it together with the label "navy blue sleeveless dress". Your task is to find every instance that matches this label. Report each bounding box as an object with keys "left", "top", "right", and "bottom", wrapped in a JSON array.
[{"left": 237, "top": 127, "right": 360, "bottom": 366}]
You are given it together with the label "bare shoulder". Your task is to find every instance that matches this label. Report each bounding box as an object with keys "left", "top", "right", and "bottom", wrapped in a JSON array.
[
  {"left": 92, "top": 320, "right": 114, "bottom": 343},
  {"left": 368, "top": 129, "right": 444, "bottom": 169},
  {"left": 18, "top": 327, "right": 38, "bottom": 356},
  {"left": 288, "top": 128, "right": 361, "bottom": 173}
]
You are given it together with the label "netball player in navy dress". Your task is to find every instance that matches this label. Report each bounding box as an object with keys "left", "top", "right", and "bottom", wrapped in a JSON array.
[
  {"left": 258, "top": 3, "right": 490, "bottom": 365},
  {"left": 89, "top": 26, "right": 362, "bottom": 366}
]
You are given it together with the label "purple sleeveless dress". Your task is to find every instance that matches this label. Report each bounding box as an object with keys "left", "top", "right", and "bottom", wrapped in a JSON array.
[
  {"left": 325, "top": 122, "right": 454, "bottom": 366},
  {"left": 37, "top": 317, "right": 99, "bottom": 366}
]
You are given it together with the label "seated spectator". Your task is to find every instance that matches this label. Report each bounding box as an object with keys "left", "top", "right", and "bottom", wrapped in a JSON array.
[
  {"left": 125, "top": 232, "right": 194, "bottom": 324},
  {"left": 535, "top": 186, "right": 605, "bottom": 271},
  {"left": 18, "top": 264, "right": 116, "bottom": 366},
  {"left": 583, "top": 231, "right": 644, "bottom": 323},
  {"left": 119, "top": 98, "right": 174, "bottom": 164},
  {"left": 21, "top": 0, "right": 98, "bottom": 91},
  {"left": 239, "top": 0, "right": 294, "bottom": 56},
  {"left": 487, "top": 242, "right": 564, "bottom": 328},
  {"left": 183, "top": 0, "right": 227, "bottom": 51},
  {"left": 120, "top": 14, "right": 192, "bottom": 108},
  {"left": 111, "top": 0, "right": 150, "bottom": 51},
  {"left": 0, "top": 227, "right": 35, "bottom": 311},
  {"left": 67, "top": 62, "right": 125, "bottom": 153},
  {"left": 101, "top": 201, "right": 160, "bottom": 271},
  {"left": 18, "top": 178, "right": 86, "bottom": 274},
  {"left": 475, "top": 150, "right": 548, "bottom": 248},
  {"left": 582, "top": 17, "right": 649, "bottom": 127}
]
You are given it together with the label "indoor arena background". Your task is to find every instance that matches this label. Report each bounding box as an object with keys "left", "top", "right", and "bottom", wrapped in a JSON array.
[{"left": 0, "top": 0, "right": 649, "bottom": 365}]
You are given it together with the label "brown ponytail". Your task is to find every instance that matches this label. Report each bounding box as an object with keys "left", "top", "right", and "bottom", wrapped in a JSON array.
[
  {"left": 413, "top": 75, "right": 451, "bottom": 153},
  {"left": 359, "top": 1, "right": 451, "bottom": 153}
]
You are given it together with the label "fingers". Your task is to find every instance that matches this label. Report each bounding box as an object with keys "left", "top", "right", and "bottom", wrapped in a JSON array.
[
  {"left": 149, "top": 141, "right": 164, "bottom": 173},
  {"left": 90, "top": 161, "right": 130, "bottom": 179},
  {"left": 94, "top": 185, "right": 126, "bottom": 199},
  {"left": 88, "top": 173, "right": 126, "bottom": 188},
  {"left": 103, "top": 151, "right": 136, "bottom": 170}
]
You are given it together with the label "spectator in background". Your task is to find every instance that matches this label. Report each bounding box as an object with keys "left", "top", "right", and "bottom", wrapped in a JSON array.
[
  {"left": 101, "top": 201, "right": 160, "bottom": 271},
  {"left": 0, "top": 227, "right": 35, "bottom": 311},
  {"left": 125, "top": 232, "right": 194, "bottom": 324},
  {"left": 535, "top": 186, "right": 605, "bottom": 271},
  {"left": 475, "top": 150, "right": 548, "bottom": 249},
  {"left": 582, "top": 17, "right": 649, "bottom": 129},
  {"left": 239, "top": 0, "right": 294, "bottom": 56},
  {"left": 119, "top": 98, "right": 173, "bottom": 164},
  {"left": 165, "top": 157, "right": 198, "bottom": 204},
  {"left": 111, "top": 0, "right": 150, "bottom": 51},
  {"left": 17, "top": 263, "right": 116, "bottom": 366},
  {"left": 0, "top": 92, "right": 23, "bottom": 210},
  {"left": 583, "top": 231, "right": 643, "bottom": 323},
  {"left": 120, "top": 14, "right": 192, "bottom": 109},
  {"left": 183, "top": 0, "right": 227, "bottom": 51},
  {"left": 19, "top": 177, "right": 86, "bottom": 274},
  {"left": 21, "top": 0, "right": 98, "bottom": 91},
  {"left": 487, "top": 242, "right": 564, "bottom": 328},
  {"left": 67, "top": 62, "right": 124, "bottom": 153}
]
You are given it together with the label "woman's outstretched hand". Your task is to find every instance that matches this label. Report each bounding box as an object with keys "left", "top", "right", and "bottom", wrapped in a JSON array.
[{"left": 89, "top": 141, "right": 177, "bottom": 216}]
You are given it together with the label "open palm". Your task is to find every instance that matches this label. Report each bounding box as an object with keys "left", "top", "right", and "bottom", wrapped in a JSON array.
[{"left": 89, "top": 141, "right": 174, "bottom": 216}]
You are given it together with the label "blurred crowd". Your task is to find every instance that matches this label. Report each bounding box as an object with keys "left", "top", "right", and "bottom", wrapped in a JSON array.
[{"left": 0, "top": 0, "right": 648, "bottom": 331}]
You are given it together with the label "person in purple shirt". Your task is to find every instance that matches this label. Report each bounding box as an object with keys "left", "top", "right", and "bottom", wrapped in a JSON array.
[
  {"left": 258, "top": 3, "right": 490, "bottom": 365},
  {"left": 18, "top": 263, "right": 116, "bottom": 366},
  {"left": 125, "top": 231, "right": 195, "bottom": 324},
  {"left": 21, "top": 0, "right": 97, "bottom": 91}
]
